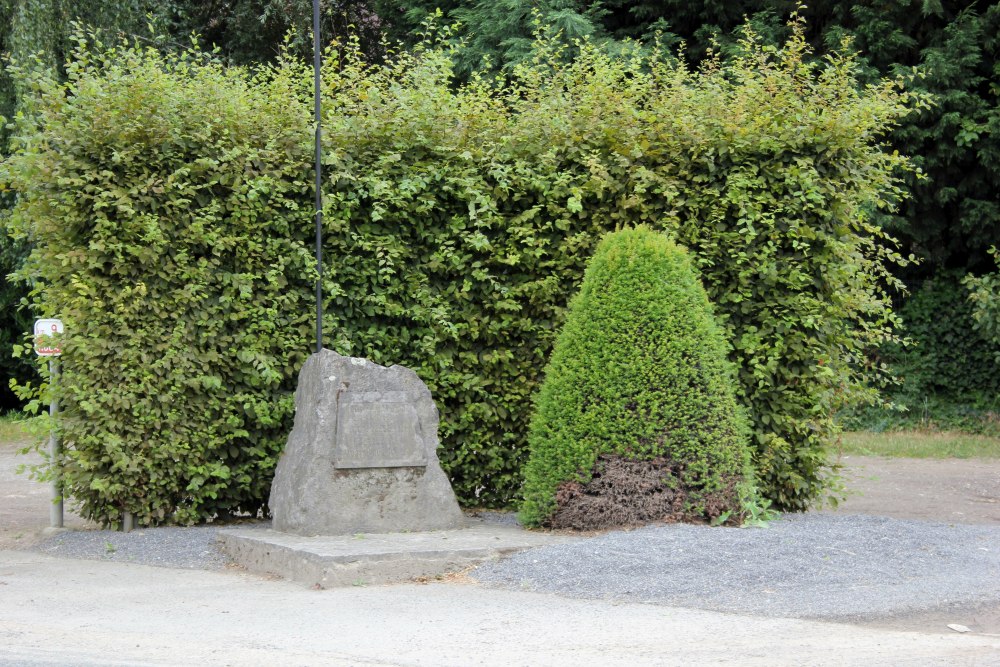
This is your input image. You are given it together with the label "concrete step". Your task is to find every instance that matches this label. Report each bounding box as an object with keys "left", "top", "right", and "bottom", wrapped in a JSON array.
[{"left": 218, "top": 520, "right": 575, "bottom": 588}]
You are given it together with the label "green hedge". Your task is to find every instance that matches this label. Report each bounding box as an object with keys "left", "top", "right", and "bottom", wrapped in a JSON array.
[
  {"left": 519, "top": 227, "right": 753, "bottom": 527},
  {"left": 2, "top": 24, "right": 915, "bottom": 523},
  {"left": 890, "top": 272, "right": 1000, "bottom": 397},
  {"left": 841, "top": 267, "right": 1000, "bottom": 434},
  {"left": 850, "top": 270, "right": 1000, "bottom": 431},
  {"left": 3, "top": 45, "right": 316, "bottom": 524},
  {"left": 968, "top": 249, "right": 1000, "bottom": 360},
  {"left": 317, "top": 30, "right": 916, "bottom": 511}
]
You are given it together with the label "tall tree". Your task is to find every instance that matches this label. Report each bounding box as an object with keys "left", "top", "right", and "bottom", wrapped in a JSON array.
[{"left": 151, "top": 0, "right": 387, "bottom": 65}]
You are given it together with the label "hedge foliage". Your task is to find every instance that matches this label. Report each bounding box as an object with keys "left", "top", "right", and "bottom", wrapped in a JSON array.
[
  {"left": 887, "top": 271, "right": 1000, "bottom": 398},
  {"left": 3, "top": 41, "right": 316, "bottom": 524},
  {"left": 968, "top": 249, "right": 1000, "bottom": 359},
  {"left": 3, "top": 21, "right": 915, "bottom": 523},
  {"left": 519, "top": 227, "right": 753, "bottom": 527},
  {"left": 840, "top": 270, "right": 1000, "bottom": 433},
  {"left": 317, "top": 25, "right": 916, "bottom": 512},
  {"left": 0, "top": 230, "right": 33, "bottom": 412}
]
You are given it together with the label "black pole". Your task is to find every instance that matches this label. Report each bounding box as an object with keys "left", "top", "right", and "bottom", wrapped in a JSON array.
[{"left": 313, "top": 0, "right": 323, "bottom": 354}]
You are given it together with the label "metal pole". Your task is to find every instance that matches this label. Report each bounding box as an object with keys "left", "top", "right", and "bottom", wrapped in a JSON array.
[
  {"left": 313, "top": 0, "right": 324, "bottom": 354},
  {"left": 48, "top": 359, "right": 63, "bottom": 528}
]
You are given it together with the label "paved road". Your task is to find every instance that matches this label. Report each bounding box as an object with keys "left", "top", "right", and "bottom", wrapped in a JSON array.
[{"left": 1, "top": 551, "right": 998, "bottom": 666}]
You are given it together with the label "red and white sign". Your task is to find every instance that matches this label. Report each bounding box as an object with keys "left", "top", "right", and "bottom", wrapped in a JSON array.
[{"left": 34, "top": 319, "right": 63, "bottom": 357}]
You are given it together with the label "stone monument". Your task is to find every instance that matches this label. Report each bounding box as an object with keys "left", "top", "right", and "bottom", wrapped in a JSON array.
[{"left": 269, "top": 349, "right": 465, "bottom": 535}]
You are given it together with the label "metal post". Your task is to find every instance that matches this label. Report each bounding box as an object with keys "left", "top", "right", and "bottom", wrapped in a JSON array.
[
  {"left": 48, "top": 359, "right": 63, "bottom": 528},
  {"left": 313, "top": 0, "right": 324, "bottom": 354}
]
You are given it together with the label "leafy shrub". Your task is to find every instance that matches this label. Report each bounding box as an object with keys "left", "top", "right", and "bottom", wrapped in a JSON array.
[
  {"left": 518, "top": 227, "right": 753, "bottom": 528},
  {"left": 840, "top": 270, "right": 1000, "bottom": 433},
  {"left": 2, "top": 19, "right": 915, "bottom": 520},
  {"left": 890, "top": 272, "right": 1000, "bottom": 397},
  {"left": 0, "top": 232, "right": 34, "bottom": 413},
  {"left": 321, "top": 24, "right": 916, "bottom": 511},
  {"left": 968, "top": 249, "right": 1000, "bottom": 356},
  {"left": 2, "top": 43, "right": 315, "bottom": 525}
]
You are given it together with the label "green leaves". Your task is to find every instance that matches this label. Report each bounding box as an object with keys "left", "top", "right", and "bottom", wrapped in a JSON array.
[
  {"left": 519, "top": 228, "right": 754, "bottom": 527},
  {"left": 2, "top": 20, "right": 913, "bottom": 519},
  {"left": 1, "top": 35, "right": 314, "bottom": 526},
  {"left": 317, "top": 22, "right": 913, "bottom": 512},
  {"left": 967, "top": 248, "right": 1000, "bottom": 364}
]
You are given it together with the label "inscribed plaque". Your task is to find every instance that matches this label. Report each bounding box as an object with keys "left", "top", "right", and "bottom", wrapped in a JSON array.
[{"left": 333, "top": 399, "right": 427, "bottom": 468}]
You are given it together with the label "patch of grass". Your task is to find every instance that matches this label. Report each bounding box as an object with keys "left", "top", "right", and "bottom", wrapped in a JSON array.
[
  {"left": 0, "top": 412, "right": 35, "bottom": 444},
  {"left": 837, "top": 430, "right": 1000, "bottom": 459}
]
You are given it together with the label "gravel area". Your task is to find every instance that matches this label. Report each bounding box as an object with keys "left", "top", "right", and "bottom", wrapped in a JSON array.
[
  {"left": 472, "top": 512, "right": 1000, "bottom": 623},
  {"left": 27, "top": 522, "right": 269, "bottom": 570}
]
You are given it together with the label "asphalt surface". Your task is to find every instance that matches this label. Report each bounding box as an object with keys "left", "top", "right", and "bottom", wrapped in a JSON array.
[{"left": 2, "top": 550, "right": 999, "bottom": 667}]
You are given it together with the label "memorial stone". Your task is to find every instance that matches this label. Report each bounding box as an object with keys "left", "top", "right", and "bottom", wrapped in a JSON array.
[{"left": 270, "top": 349, "right": 465, "bottom": 535}]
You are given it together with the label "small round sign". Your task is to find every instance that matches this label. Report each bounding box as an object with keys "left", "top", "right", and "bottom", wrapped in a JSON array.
[{"left": 34, "top": 319, "right": 64, "bottom": 357}]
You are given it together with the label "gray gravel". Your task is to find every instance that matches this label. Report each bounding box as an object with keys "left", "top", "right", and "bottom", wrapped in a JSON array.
[
  {"left": 27, "top": 522, "right": 269, "bottom": 570},
  {"left": 472, "top": 513, "right": 1000, "bottom": 622}
]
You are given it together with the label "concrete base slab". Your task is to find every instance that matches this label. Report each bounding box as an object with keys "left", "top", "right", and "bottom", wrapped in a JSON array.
[{"left": 218, "top": 520, "right": 573, "bottom": 588}]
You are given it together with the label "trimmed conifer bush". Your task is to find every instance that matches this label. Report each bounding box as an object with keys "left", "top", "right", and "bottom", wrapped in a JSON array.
[{"left": 519, "top": 227, "right": 754, "bottom": 528}]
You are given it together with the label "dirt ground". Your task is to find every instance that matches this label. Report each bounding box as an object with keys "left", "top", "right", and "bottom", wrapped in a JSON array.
[
  {"left": 823, "top": 454, "right": 1000, "bottom": 525},
  {"left": 2, "top": 436, "right": 999, "bottom": 633},
  {"left": 0, "top": 437, "right": 90, "bottom": 550}
]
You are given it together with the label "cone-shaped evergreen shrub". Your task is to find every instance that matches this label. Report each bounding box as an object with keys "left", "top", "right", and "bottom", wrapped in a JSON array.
[{"left": 519, "top": 227, "right": 753, "bottom": 528}]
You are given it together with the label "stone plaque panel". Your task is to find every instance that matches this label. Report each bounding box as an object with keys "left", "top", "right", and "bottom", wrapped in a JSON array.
[{"left": 333, "top": 394, "right": 427, "bottom": 469}]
